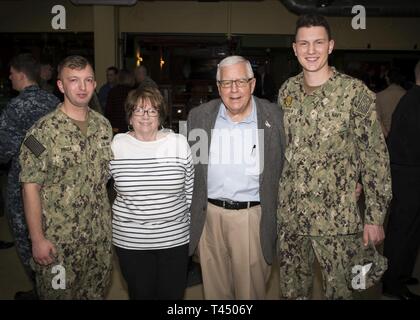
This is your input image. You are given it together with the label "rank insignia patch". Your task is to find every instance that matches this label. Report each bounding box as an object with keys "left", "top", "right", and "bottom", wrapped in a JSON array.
[
  {"left": 284, "top": 96, "right": 293, "bottom": 108},
  {"left": 23, "top": 135, "right": 46, "bottom": 158}
]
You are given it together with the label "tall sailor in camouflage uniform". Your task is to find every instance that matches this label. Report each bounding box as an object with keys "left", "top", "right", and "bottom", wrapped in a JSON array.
[
  {"left": 19, "top": 56, "right": 113, "bottom": 299},
  {"left": 277, "top": 14, "right": 392, "bottom": 299},
  {"left": 0, "top": 53, "right": 59, "bottom": 298}
]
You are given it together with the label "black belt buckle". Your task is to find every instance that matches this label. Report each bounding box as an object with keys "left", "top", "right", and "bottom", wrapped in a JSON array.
[{"left": 223, "top": 199, "right": 247, "bottom": 210}]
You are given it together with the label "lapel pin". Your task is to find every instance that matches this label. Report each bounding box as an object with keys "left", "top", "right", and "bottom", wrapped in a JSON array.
[{"left": 265, "top": 120, "right": 271, "bottom": 128}]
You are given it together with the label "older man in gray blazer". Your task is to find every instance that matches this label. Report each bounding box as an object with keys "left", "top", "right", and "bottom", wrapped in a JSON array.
[{"left": 187, "top": 56, "right": 285, "bottom": 299}]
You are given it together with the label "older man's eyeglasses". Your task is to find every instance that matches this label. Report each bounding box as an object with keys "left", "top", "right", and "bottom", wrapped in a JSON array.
[
  {"left": 133, "top": 107, "right": 159, "bottom": 117},
  {"left": 217, "top": 78, "right": 254, "bottom": 88}
]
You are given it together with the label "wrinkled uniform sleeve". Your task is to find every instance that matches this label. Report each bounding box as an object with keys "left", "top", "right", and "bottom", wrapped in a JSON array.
[
  {"left": 0, "top": 100, "right": 23, "bottom": 163},
  {"left": 19, "top": 127, "right": 49, "bottom": 185},
  {"left": 351, "top": 84, "right": 392, "bottom": 225}
]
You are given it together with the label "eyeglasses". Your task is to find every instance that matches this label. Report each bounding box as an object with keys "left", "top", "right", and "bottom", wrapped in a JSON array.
[
  {"left": 217, "top": 78, "right": 254, "bottom": 88},
  {"left": 133, "top": 107, "right": 159, "bottom": 117}
]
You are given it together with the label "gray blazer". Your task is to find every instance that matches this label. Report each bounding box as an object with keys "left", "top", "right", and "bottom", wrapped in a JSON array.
[{"left": 187, "top": 97, "right": 285, "bottom": 264}]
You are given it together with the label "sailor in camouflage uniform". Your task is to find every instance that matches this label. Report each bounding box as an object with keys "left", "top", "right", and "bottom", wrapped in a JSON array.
[
  {"left": 19, "top": 56, "right": 113, "bottom": 299},
  {"left": 0, "top": 54, "right": 59, "bottom": 293},
  {"left": 277, "top": 14, "right": 392, "bottom": 299}
]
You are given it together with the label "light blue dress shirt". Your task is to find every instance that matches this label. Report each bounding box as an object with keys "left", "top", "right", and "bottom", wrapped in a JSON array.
[{"left": 207, "top": 98, "right": 261, "bottom": 201}]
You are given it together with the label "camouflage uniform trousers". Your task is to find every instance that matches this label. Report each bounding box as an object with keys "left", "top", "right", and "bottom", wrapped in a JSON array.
[
  {"left": 31, "top": 241, "right": 113, "bottom": 300},
  {"left": 277, "top": 230, "right": 363, "bottom": 300}
]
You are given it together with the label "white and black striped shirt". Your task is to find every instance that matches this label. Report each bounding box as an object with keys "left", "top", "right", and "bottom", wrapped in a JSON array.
[{"left": 110, "top": 132, "right": 194, "bottom": 250}]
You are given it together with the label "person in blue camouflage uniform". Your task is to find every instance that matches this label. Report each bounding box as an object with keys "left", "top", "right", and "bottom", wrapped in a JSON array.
[
  {"left": 277, "top": 14, "right": 392, "bottom": 299},
  {"left": 20, "top": 55, "right": 113, "bottom": 299},
  {"left": 0, "top": 53, "right": 59, "bottom": 296}
]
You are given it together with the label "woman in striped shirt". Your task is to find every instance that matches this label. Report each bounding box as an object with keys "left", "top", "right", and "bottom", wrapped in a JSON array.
[{"left": 109, "top": 87, "right": 194, "bottom": 300}]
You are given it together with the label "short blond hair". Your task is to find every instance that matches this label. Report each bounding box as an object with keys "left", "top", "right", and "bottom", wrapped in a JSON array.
[{"left": 57, "top": 55, "right": 93, "bottom": 80}]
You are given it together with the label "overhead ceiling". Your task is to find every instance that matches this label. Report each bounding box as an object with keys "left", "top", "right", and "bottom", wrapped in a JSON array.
[
  {"left": 70, "top": 0, "right": 137, "bottom": 4},
  {"left": 68, "top": 0, "right": 420, "bottom": 16},
  {"left": 280, "top": 0, "right": 420, "bottom": 17},
  {"left": 70, "top": 0, "right": 263, "bottom": 5}
]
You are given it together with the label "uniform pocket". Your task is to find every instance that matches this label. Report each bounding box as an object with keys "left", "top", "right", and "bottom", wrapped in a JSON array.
[
  {"left": 52, "top": 151, "right": 82, "bottom": 167},
  {"left": 89, "top": 142, "right": 112, "bottom": 162},
  {"left": 317, "top": 111, "right": 350, "bottom": 154},
  {"left": 50, "top": 148, "right": 82, "bottom": 184}
]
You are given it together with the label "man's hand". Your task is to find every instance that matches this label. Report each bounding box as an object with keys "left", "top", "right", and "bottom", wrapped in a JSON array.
[
  {"left": 363, "top": 224, "right": 385, "bottom": 246},
  {"left": 32, "top": 238, "right": 57, "bottom": 266},
  {"left": 355, "top": 182, "right": 363, "bottom": 201}
]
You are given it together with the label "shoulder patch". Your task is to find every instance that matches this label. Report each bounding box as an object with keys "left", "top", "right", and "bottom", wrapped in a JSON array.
[
  {"left": 354, "top": 92, "right": 374, "bottom": 117},
  {"left": 23, "top": 135, "right": 46, "bottom": 158}
]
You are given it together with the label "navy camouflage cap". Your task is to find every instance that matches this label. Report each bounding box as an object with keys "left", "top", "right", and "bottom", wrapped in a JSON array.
[{"left": 348, "top": 239, "right": 388, "bottom": 291}]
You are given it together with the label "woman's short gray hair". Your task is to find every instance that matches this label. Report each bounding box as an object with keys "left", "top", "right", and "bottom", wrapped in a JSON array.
[{"left": 216, "top": 56, "right": 254, "bottom": 81}]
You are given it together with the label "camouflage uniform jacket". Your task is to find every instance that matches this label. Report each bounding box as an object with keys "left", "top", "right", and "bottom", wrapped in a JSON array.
[
  {"left": 278, "top": 68, "right": 392, "bottom": 236},
  {"left": 19, "top": 106, "right": 113, "bottom": 244}
]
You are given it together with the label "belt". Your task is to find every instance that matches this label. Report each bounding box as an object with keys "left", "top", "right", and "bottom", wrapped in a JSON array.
[{"left": 208, "top": 198, "right": 260, "bottom": 210}]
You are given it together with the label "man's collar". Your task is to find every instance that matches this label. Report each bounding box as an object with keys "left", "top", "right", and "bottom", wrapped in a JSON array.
[
  {"left": 21, "top": 84, "right": 39, "bottom": 92},
  {"left": 295, "top": 67, "right": 338, "bottom": 98},
  {"left": 294, "top": 66, "right": 337, "bottom": 85},
  {"left": 218, "top": 98, "right": 256, "bottom": 124}
]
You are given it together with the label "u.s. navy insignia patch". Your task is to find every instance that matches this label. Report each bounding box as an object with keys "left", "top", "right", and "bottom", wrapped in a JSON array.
[
  {"left": 284, "top": 96, "right": 293, "bottom": 108},
  {"left": 23, "top": 135, "right": 46, "bottom": 158}
]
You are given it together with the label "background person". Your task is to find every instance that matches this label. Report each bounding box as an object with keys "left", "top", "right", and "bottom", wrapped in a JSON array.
[
  {"left": 382, "top": 60, "right": 420, "bottom": 300},
  {"left": 375, "top": 67, "right": 406, "bottom": 138},
  {"left": 134, "top": 65, "right": 157, "bottom": 89},
  {"left": 0, "top": 53, "right": 59, "bottom": 299},
  {"left": 98, "top": 66, "right": 119, "bottom": 112},
  {"left": 105, "top": 69, "right": 135, "bottom": 134}
]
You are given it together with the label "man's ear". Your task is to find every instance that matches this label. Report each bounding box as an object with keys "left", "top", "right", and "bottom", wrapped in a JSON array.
[
  {"left": 250, "top": 77, "right": 256, "bottom": 94},
  {"left": 56, "top": 79, "right": 65, "bottom": 94},
  {"left": 17, "top": 71, "right": 26, "bottom": 82},
  {"left": 292, "top": 42, "right": 298, "bottom": 57},
  {"left": 328, "top": 39, "right": 335, "bottom": 55}
]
